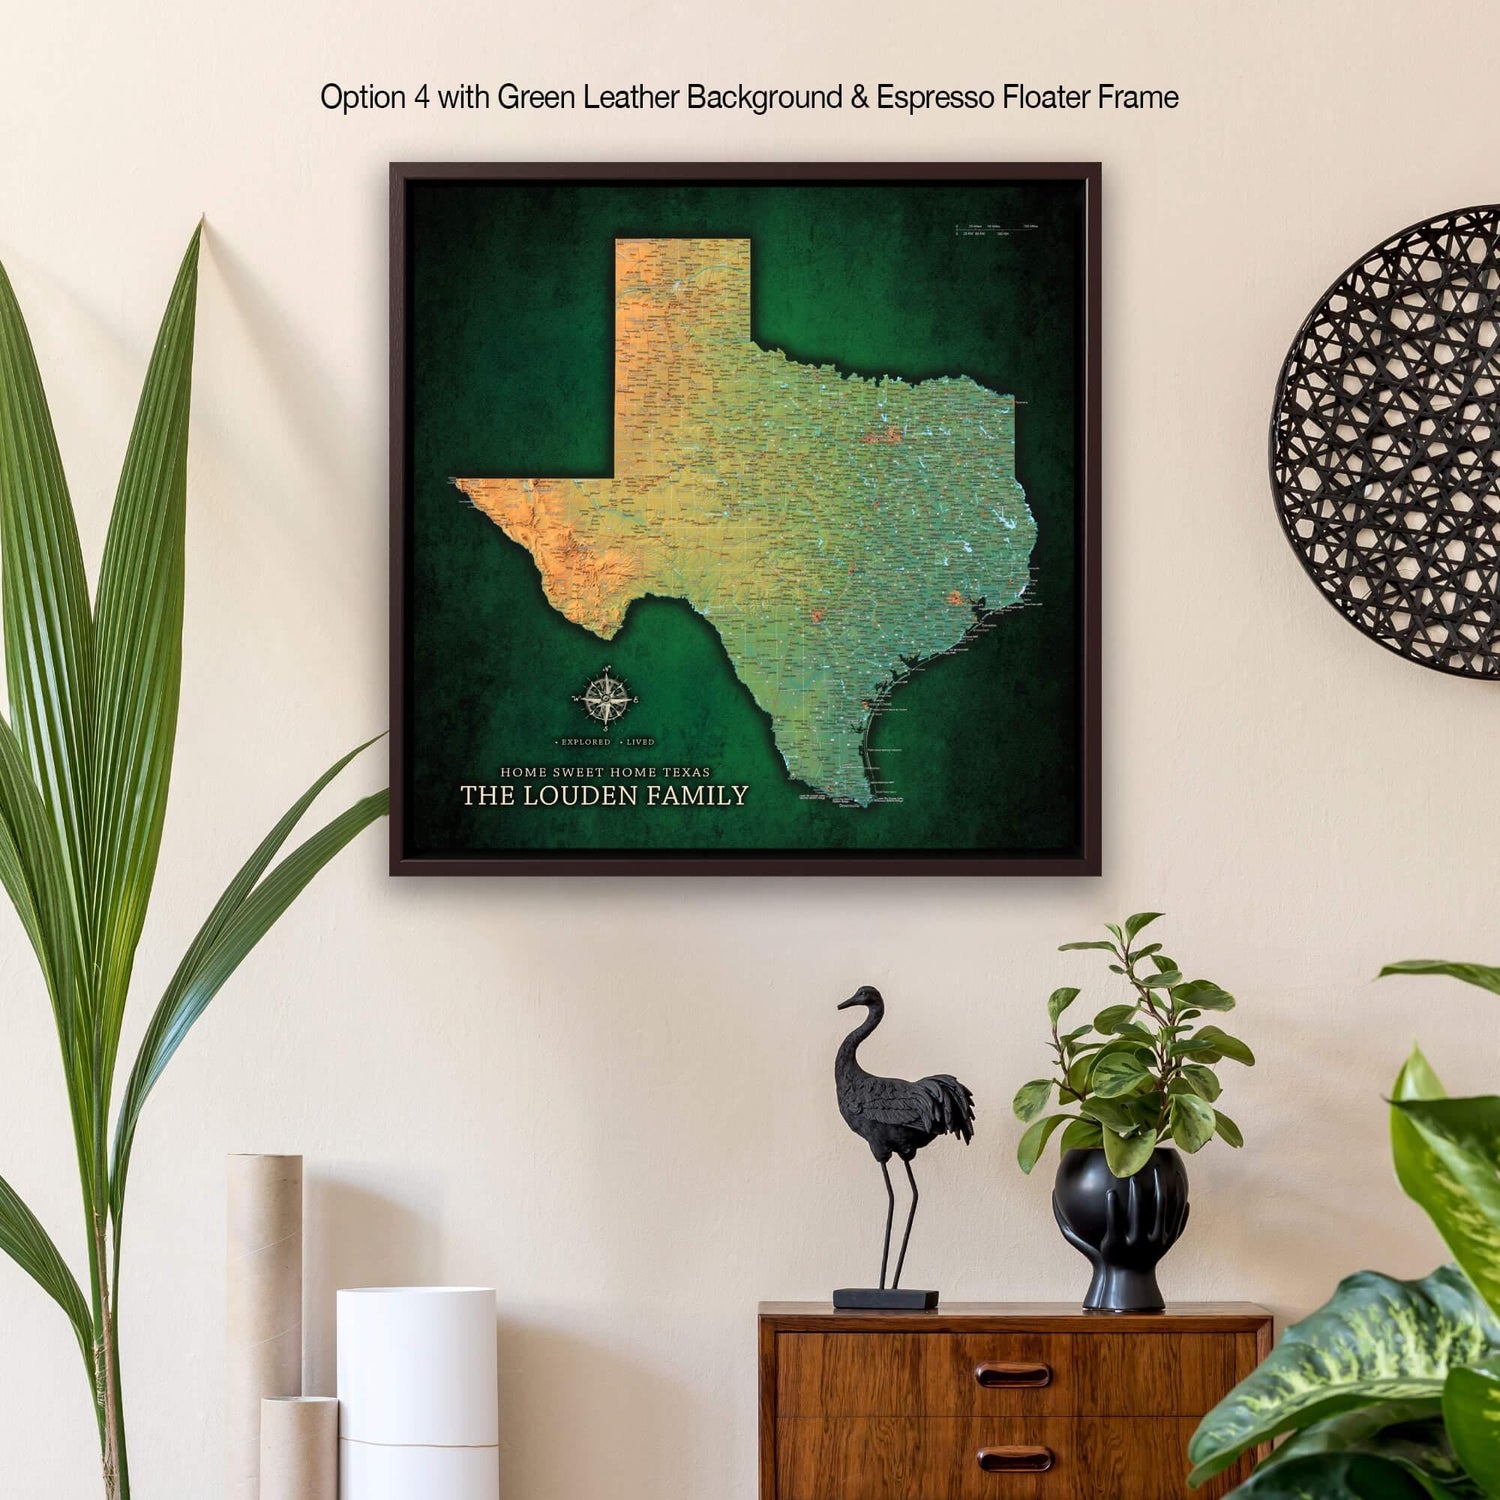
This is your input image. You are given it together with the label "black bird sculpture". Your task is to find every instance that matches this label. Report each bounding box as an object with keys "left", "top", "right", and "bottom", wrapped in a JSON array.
[{"left": 835, "top": 986, "right": 975, "bottom": 1305}]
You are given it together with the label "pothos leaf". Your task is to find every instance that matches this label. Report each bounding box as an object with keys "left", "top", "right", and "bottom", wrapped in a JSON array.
[
  {"left": 1060, "top": 1118, "right": 1103, "bottom": 1152},
  {"left": 1085, "top": 1095, "right": 1153, "bottom": 1134},
  {"left": 1047, "top": 986, "right": 1081, "bottom": 1023},
  {"left": 1012, "top": 1079, "right": 1053, "bottom": 1123},
  {"left": 1017, "top": 1114, "right": 1074, "bottom": 1174},
  {"left": 1197, "top": 1025, "right": 1255, "bottom": 1065},
  {"left": 1170, "top": 1093, "right": 1217, "bottom": 1153},
  {"left": 1182, "top": 1064, "right": 1223, "bottom": 1102},
  {"left": 1103, "top": 1126, "right": 1158, "bottom": 1177},
  {"left": 1173, "top": 978, "right": 1236, "bottom": 1013},
  {"left": 1091, "top": 1051, "right": 1152, "bottom": 1099},
  {"left": 1139, "top": 968, "right": 1184, "bottom": 989}
]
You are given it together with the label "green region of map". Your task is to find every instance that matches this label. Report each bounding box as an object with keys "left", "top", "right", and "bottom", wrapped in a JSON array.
[{"left": 458, "top": 237, "right": 1036, "bottom": 805}]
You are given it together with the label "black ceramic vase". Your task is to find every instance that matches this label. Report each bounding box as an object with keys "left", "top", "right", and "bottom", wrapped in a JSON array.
[{"left": 1052, "top": 1147, "right": 1190, "bottom": 1313}]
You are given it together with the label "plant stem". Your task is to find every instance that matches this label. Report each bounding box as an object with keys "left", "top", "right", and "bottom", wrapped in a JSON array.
[
  {"left": 92, "top": 1208, "right": 123, "bottom": 1500},
  {"left": 109, "top": 1230, "right": 130, "bottom": 1500},
  {"left": 1124, "top": 950, "right": 1178, "bottom": 1135}
]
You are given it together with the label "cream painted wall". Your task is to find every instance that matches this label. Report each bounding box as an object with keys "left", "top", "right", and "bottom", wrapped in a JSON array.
[{"left": 3, "top": 1, "right": 1500, "bottom": 1495}]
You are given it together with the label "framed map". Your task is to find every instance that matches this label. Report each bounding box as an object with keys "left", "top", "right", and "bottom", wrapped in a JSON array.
[{"left": 391, "top": 163, "right": 1100, "bottom": 875}]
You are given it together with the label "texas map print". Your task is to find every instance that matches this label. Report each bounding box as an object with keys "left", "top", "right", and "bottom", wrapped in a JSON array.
[{"left": 456, "top": 238, "right": 1036, "bottom": 806}]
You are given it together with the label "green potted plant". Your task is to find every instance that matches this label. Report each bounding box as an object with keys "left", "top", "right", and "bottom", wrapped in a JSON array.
[
  {"left": 0, "top": 231, "right": 385, "bottom": 1499},
  {"left": 1189, "top": 959, "right": 1500, "bottom": 1497},
  {"left": 1012, "top": 913, "right": 1254, "bottom": 1311}
]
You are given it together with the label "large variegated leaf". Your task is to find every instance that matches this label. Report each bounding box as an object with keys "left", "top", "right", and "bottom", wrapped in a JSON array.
[
  {"left": 1395, "top": 1098, "right": 1500, "bottom": 1166},
  {"left": 0, "top": 255, "right": 93, "bottom": 970},
  {"left": 1227, "top": 1454, "right": 1462, "bottom": 1498},
  {"left": 1443, "top": 1355, "right": 1500, "bottom": 1496},
  {"left": 1226, "top": 1403, "right": 1481, "bottom": 1498},
  {"left": 90, "top": 229, "right": 200, "bottom": 1085},
  {"left": 1391, "top": 1052, "right": 1500, "bottom": 1318},
  {"left": 1189, "top": 1266, "right": 1499, "bottom": 1486}
]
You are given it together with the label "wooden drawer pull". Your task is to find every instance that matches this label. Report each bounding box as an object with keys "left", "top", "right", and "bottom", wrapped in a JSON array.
[
  {"left": 978, "top": 1446, "right": 1055, "bottom": 1473},
  {"left": 974, "top": 1361, "right": 1053, "bottom": 1389}
]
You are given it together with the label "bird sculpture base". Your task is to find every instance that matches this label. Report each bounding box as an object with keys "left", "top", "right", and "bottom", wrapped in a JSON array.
[{"left": 833, "top": 1288, "right": 940, "bottom": 1311}]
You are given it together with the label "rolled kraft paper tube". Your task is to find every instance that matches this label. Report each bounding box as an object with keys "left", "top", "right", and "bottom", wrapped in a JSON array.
[
  {"left": 226, "top": 1154, "right": 303, "bottom": 1500},
  {"left": 336, "top": 1287, "right": 498, "bottom": 1449},
  {"left": 338, "top": 1442, "right": 500, "bottom": 1500},
  {"left": 261, "top": 1398, "right": 337, "bottom": 1500}
]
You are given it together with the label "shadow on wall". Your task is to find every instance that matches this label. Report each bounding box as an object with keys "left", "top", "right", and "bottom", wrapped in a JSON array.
[
  {"left": 496, "top": 1316, "right": 693, "bottom": 1500},
  {"left": 204, "top": 231, "right": 367, "bottom": 592},
  {"left": 1226, "top": 988, "right": 1450, "bottom": 1303},
  {"left": 299, "top": 1170, "right": 698, "bottom": 1497},
  {"left": 302, "top": 1171, "right": 445, "bottom": 1397}
]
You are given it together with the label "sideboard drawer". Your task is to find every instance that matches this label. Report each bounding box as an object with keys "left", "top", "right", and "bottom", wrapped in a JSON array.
[
  {"left": 777, "top": 1332, "right": 1250, "bottom": 1418},
  {"left": 759, "top": 1304, "right": 1274, "bottom": 1500},
  {"left": 775, "top": 1417, "right": 1251, "bottom": 1500}
]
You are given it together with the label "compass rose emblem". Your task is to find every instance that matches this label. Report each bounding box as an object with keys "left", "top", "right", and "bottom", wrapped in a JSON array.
[{"left": 573, "top": 665, "right": 638, "bottom": 727}]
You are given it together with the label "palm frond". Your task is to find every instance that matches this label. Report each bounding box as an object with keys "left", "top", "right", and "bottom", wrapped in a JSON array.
[
  {"left": 110, "top": 782, "right": 387, "bottom": 1221},
  {"left": 0, "top": 1171, "right": 92, "bottom": 1376},
  {"left": 0, "top": 713, "right": 90, "bottom": 1113},
  {"left": 0, "top": 258, "right": 93, "bottom": 1048},
  {"left": 89, "top": 230, "right": 201, "bottom": 1101},
  {"left": 0, "top": 228, "right": 389, "bottom": 1500},
  {"left": 149, "top": 736, "right": 382, "bottom": 1015}
]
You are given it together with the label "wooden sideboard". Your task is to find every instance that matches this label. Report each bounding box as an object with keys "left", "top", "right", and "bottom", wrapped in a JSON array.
[{"left": 759, "top": 1302, "right": 1273, "bottom": 1500}]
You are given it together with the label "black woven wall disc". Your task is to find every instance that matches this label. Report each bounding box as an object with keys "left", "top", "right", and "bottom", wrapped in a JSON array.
[{"left": 1271, "top": 205, "right": 1500, "bottom": 676}]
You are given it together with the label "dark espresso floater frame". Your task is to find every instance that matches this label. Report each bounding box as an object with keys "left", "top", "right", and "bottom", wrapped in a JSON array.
[{"left": 391, "top": 162, "right": 1101, "bottom": 875}]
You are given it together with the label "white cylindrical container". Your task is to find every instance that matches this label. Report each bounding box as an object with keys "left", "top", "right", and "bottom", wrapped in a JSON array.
[
  {"left": 338, "top": 1441, "right": 498, "bottom": 1500},
  {"left": 260, "top": 1397, "right": 337, "bottom": 1500},
  {"left": 226, "top": 1153, "right": 303, "bottom": 1500},
  {"left": 336, "top": 1287, "right": 498, "bottom": 1500}
]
